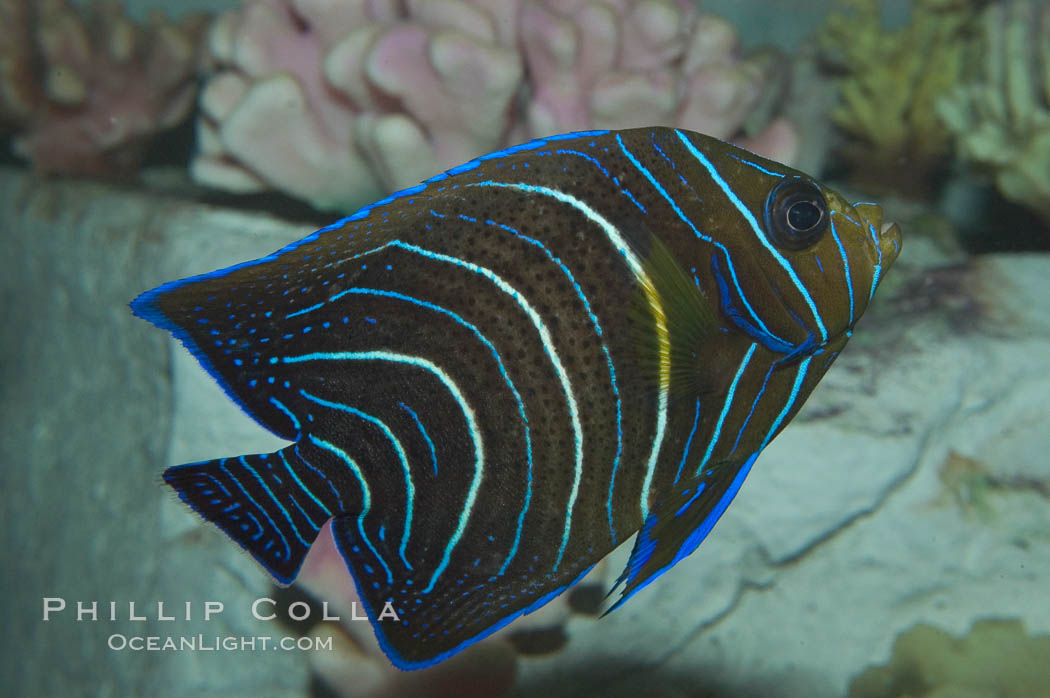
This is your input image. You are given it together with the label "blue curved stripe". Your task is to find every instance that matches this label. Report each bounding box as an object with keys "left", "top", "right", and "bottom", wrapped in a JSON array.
[
  {"left": 468, "top": 215, "right": 625, "bottom": 543},
  {"left": 861, "top": 217, "right": 885, "bottom": 301},
  {"left": 476, "top": 217, "right": 613, "bottom": 346},
  {"left": 292, "top": 444, "right": 344, "bottom": 511},
  {"left": 674, "top": 129, "right": 829, "bottom": 344},
  {"left": 696, "top": 342, "right": 757, "bottom": 477},
  {"left": 277, "top": 450, "right": 331, "bottom": 518},
  {"left": 197, "top": 472, "right": 232, "bottom": 499},
  {"left": 399, "top": 402, "right": 438, "bottom": 476},
  {"left": 299, "top": 390, "right": 415, "bottom": 571},
  {"left": 284, "top": 351, "right": 483, "bottom": 594},
  {"left": 675, "top": 482, "right": 707, "bottom": 517},
  {"left": 673, "top": 450, "right": 759, "bottom": 567},
  {"left": 650, "top": 139, "right": 692, "bottom": 188},
  {"left": 323, "top": 285, "right": 534, "bottom": 575},
  {"left": 727, "top": 153, "right": 786, "bottom": 179},
  {"left": 467, "top": 179, "right": 662, "bottom": 544},
  {"left": 218, "top": 459, "right": 291, "bottom": 563},
  {"left": 543, "top": 148, "right": 647, "bottom": 213},
  {"left": 307, "top": 433, "right": 394, "bottom": 585},
  {"left": 269, "top": 397, "right": 301, "bottom": 437},
  {"left": 361, "top": 556, "right": 596, "bottom": 671},
  {"left": 608, "top": 447, "right": 762, "bottom": 615},
  {"left": 242, "top": 511, "right": 264, "bottom": 541},
  {"left": 286, "top": 302, "right": 324, "bottom": 319},
  {"left": 237, "top": 455, "right": 310, "bottom": 549},
  {"left": 614, "top": 132, "right": 789, "bottom": 348},
  {"left": 710, "top": 255, "right": 796, "bottom": 354},
  {"left": 730, "top": 363, "right": 775, "bottom": 455},
  {"left": 129, "top": 132, "right": 613, "bottom": 449},
  {"left": 384, "top": 240, "right": 585, "bottom": 575},
  {"left": 673, "top": 398, "right": 702, "bottom": 484},
  {"left": 287, "top": 492, "right": 320, "bottom": 532},
  {"left": 829, "top": 218, "right": 855, "bottom": 325},
  {"left": 760, "top": 356, "right": 813, "bottom": 450}
]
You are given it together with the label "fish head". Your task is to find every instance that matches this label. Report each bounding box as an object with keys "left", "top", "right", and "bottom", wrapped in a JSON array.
[
  {"left": 683, "top": 141, "right": 902, "bottom": 358},
  {"left": 816, "top": 189, "right": 902, "bottom": 334},
  {"left": 756, "top": 178, "right": 902, "bottom": 355}
]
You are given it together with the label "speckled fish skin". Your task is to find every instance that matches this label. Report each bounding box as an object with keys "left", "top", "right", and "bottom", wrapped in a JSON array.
[{"left": 130, "top": 126, "right": 901, "bottom": 669}]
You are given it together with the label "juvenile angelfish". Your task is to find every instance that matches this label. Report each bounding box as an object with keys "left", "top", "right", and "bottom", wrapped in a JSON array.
[{"left": 131, "top": 127, "right": 900, "bottom": 669}]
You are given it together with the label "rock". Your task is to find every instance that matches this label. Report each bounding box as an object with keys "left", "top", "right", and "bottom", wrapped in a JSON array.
[
  {"left": 0, "top": 168, "right": 311, "bottom": 697},
  {"left": 517, "top": 255, "right": 1050, "bottom": 697}
]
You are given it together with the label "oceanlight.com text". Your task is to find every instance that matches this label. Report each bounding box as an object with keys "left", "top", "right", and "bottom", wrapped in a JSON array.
[{"left": 107, "top": 633, "right": 334, "bottom": 652}]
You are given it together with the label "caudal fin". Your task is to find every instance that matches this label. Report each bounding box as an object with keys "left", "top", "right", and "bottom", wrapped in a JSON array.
[{"left": 164, "top": 449, "right": 336, "bottom": 584}]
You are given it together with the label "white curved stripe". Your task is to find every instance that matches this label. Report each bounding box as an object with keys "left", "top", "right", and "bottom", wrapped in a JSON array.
[
  {"left": 306, "top": 433, "right": 393, "bottom": 585},
  {"left": 638, "top": 362, "right": 668, "bottom": 521},
  {"left": 388, "top": 239, "right": 587, "bottom": 572},
  {"left": 674, "top": 130, "right": 829, "bottom": 344},
  {"left": 470, "top": 182, "right": 644, "bottom": 275},
  {"left": 280, "top": 350, "right": 483, "bottom": 593},
  {"left": 298, "top": 389, "right": 415, "bottom": 571},
  {"left": 469, "top": 180, "right": 670, "bottom": 524}
]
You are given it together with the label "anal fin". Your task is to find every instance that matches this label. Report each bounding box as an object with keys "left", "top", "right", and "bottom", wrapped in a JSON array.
[{"left": 605, "top": 452, "right": 760, "bottom": 614}]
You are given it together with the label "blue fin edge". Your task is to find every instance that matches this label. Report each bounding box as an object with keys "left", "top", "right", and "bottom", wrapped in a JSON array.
[
  {"left": 604, "top": 451, "right": 760, "bottom": 615},
  {"left": 130, "top": 284, "right": 275, "bottom": 438},
  {"left": 330, "top": 518, "right": 595, "bottom": 671},
  {"left": 129, "top": 128, "right": 612, "bottom": 439},
  {"left": 163, "top": 459, "right": 304, "bottom": 586}
]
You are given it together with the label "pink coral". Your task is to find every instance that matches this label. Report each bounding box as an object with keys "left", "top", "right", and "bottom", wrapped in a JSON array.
[
  {"left": 0, "top": 0, "right": 206, "bottom": 177},
  {"left": 522, "top": 2, "right": 736, "bottom": 134},
  {"left": 194, "top": 0, "right": 798, "bottom": 211},
  {"left": 194, "top": 0, "right": 523, "bottom": 211}
]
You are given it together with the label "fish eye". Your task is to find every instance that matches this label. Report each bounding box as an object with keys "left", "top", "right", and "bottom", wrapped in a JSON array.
[{"left": 764, "top": 178, "right": 828, "bottom": 251}]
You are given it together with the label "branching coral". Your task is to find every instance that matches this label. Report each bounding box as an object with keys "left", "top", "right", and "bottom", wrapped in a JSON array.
[
  {"left": 937, "top": 0, "right": 1050, "bottom": 224},
  {"left": 0, "top": 0, "right": 207, "bottom": 177},
  {"left": 819, "top": 0, "right": 982, "bottom": 193},
  {"left": 193, "top": 0, "right": 796, "bottom": 212}
]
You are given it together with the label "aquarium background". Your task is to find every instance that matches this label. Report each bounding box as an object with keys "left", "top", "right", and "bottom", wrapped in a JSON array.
[{"left": 3, "top": 0, "right": 1049, "bottom": 696}]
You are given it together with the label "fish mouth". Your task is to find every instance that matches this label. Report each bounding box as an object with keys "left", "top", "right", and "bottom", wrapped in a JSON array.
[
  {"left": 879, "top": 220, "right": 902, "bottom": 263},
  {"left": 852, "top": 202, "right": 902, "bottom": 265}
]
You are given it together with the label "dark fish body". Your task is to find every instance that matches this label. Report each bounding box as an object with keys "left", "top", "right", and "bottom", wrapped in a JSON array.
[{"left": 131, "top": 127, "right": 900, "bottom": 668}]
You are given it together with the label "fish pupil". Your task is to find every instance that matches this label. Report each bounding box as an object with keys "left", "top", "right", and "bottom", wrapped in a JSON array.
[
  {"left": 764, "top": 177, "right": 829, "bottom": 251},
  {"left": 787, "top": 200, "right": 822, "bottom": 232}
]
